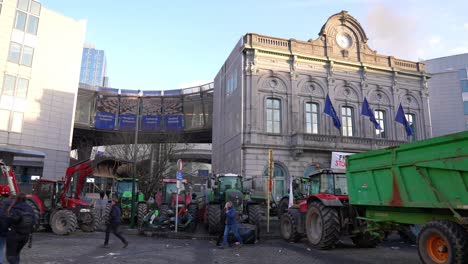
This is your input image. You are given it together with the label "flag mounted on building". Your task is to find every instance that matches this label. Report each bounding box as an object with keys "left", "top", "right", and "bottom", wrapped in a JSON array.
[
  {"left": 361, "top": 97, "right": 382, "bottom": 130},
  {"left": 395, "top": 103, "right": 414, "bottom": 136},
  {"left": 324, "top": 94, "right": 341, "bottom": 130}
]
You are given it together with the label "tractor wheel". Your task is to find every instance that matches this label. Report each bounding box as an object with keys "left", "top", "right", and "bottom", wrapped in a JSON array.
[
  {"left": 351, "top": 232, "right": 381, "bottom": 248},
  {"left": 26, "top": 199, "right": 40, "bottom": 231},
  {"left": 137, "top": 203, "right": 148, "bottom": 227},
  {"left": 417, "top": 220, "right": 468, "bottom": 264},
  {"left": 50, "top": 210, "right": 78, "bottom": 235},
  {"left": 277, "top": 198, "right": 289, "bottom": 217},
  {"left": 207, "top": 204, "right": 221, "bottom": 235},
  {"left": 248, "top": 204, "right": 262, "bottom": 226},
  {"left": 280, "top": 212, "right": 302, "bottom": 242},
  {"left": 305, "top": 202, "right": 340, "bottom": 249},
  {"left": 80, "top": 210, "right": 97, "bottom": 232},
  {"left": 159, "top": 204, "right": 169, "bottom": 218},
  {"left": 398, "top": 225, "right": 419, "bottom": 244},
  {"left": 187, "top": 203, "right": 198, "bottom": 223}
]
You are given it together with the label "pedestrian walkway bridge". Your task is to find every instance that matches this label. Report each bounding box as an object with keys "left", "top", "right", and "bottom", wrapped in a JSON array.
[{"left": 72, "top": 83, "right": 213, "bottom": 149}]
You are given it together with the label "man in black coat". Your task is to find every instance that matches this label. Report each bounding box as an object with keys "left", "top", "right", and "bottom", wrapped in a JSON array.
[{"left": 103, "top": 198, "right": 128, "bottom": 248}]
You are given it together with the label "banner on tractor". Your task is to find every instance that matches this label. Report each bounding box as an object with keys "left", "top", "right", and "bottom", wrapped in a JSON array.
[{"left": 330, "top": 151, "right": 354, "bottom": 170}]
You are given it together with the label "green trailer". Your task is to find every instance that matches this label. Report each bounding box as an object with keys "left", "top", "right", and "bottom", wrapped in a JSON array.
[{"left": 347, "top": 131, "right": 468, "bottom": 264}]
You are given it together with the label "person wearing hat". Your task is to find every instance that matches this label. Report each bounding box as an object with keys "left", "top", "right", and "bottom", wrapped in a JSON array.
[{"left": 102, "top": 197, "right": 128, "bottom": 249}]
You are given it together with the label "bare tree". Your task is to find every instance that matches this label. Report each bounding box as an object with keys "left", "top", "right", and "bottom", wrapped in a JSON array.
[{"left": 102, "top": 132, "right": 192, "bottom": 198}]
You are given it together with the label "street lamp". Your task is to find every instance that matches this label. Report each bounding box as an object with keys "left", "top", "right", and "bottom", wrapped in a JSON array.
[{"left": 130, "top": 91, "right": 142, "bottom": 228}]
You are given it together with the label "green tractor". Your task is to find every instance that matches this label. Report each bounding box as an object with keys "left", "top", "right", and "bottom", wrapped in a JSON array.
[
  {"left": 115, "top": 178, "right": 147, "bottom": 226},
  {"left": 203, "top": 173, "right": 262, "bottom": 234}
]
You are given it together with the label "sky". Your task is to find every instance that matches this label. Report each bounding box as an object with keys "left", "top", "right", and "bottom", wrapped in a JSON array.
[{"left": 40, "top": 0, "right": 468, "bottom": 91}]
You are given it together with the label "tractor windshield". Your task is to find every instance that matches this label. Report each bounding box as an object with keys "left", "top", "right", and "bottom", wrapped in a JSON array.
[
  {"left": 310, "top": 172, "right": 348, "bottom": 195},
  {"left": 164, "top": 182, "right": 185, "bottom": 202},
  {"left": 218, "top": 176, "right": 242, "bottom": 192},
  {"left": 116, "top": 181, "right": 138, "bottom": 199}
]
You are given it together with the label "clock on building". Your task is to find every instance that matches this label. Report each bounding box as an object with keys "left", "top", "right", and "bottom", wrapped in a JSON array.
[{"left": 336, "top": 32, "right": 352, "bottom": 49}]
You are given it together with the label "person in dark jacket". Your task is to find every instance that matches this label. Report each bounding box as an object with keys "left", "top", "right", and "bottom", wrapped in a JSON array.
[
  {"left": 5, "top": 193, "right": 36, "bottom": 264},
  {"left": 102, "top": 197, "right": 128, "bottom": 248},
  {"left": 0, "top": 196, "right": 10, "bottom": 264},
  {"left": 219, "top": 202, "right": 243, "bottom": 249}
]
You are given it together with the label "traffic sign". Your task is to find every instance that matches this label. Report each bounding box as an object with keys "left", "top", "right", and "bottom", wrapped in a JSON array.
[
  {"left": 177, "top": 159, "right": 183, "bottom": 171},
  {"left": 177, "top": 171, "right": 183, "bottom": 180}
]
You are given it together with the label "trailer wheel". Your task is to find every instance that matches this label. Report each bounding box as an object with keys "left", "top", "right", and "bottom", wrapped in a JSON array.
[
  {"left": 50, "top": 210, "right": 77, "bottom": 235},
  {"left": 80, "top": 210, "right": 97, "bottom": 232},
  {"left": 280, "top": 212, "right": 302, "bottom": 242},
  {"left": 207, "top": 204, "right": 221, "bottom": 234},
  {"left": 305, "top": 202, "right": 340, "bottom": 249},
  {"left": 418, "top": 220, "right": 468, "bottom": 264}
]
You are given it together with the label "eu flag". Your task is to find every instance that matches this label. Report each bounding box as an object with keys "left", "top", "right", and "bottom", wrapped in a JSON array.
[
  {"left": 324, "top": 94, "right": 341, "bottom": 129},
  {"left": 361, "top": 97, "right": 382, "bottom": 130},
  {"left": 395, "top": 103, "right": 414, "bottom": 136}
]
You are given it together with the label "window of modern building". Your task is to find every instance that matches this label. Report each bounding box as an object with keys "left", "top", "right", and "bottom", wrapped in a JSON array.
[
  {"left": 10, "top": 112, "right": 24, "bottom": 133},
  {"left": 0, "top": 110, "right": 9, "bottom": 131},
  {"left": 341, "top": 106, "right": 354, "bottom": 137},
  {"left": 8, "top": 42, "right": 34, "bottom": 67},
  {"left": 464, "top": 102, "right": 468, "bottom": 115},
  {"left": 0, "top": 0, "right": 3, "bottom": 15},
  {"left": 375, "top": 110, "right": 386, "bottom": 138},
  {"left": 305, "top": 102, "right": 319, "bottom": 134},
  {"left": 461, "top": 80, "right": 468, "bottom": 93},
  {"left": 15, "top": 0, "right": 40, "bottom": 35},
  {"left": 1, "top": 74, "right": 29, "bottom": 98},
  {"left": 266, "top": 98, "right": 281, "bottom": 133},
  {"left": 405, "top": 113, "right": 416, "bottom": 141}
]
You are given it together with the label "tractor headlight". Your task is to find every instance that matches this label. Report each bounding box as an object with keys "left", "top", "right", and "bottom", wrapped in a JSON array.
[{"left": 80, "top": 208, "right": 91, "bottom": 213}]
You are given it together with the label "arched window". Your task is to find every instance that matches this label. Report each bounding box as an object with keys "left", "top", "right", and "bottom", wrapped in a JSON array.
[
  {"left": 263, "top": 163, "right": 287, "bottom": 201},
  {"left": 375, "top": 110, "right": 386, "bottom": 138}
]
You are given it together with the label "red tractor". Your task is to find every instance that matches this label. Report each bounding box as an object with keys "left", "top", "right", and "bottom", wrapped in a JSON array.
[
  {"left": 280, "top": 169, "right": 380, "bottom": 249},
  {"left": 0, "top": 160, "right": 20, "bottom": 198},
  {"left": 155, "top": 179, "right": 196, "bottom": 219},
  {"left": 26, "top": 160, "right": 99, "bottom": 235}
]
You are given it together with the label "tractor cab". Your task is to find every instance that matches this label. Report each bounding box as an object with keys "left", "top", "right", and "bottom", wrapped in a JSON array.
[
  {"left": 213, "top": 174, "right": 244, "bottom": 211},
  {"left": 308, "top": 169, "right": 348, "bottom": 198},
  {"left": 159, "top": 179, "right": 189, "bottom": 207},
  {"left": 31, "top": 179, "right": 63, "bottom": 210}
]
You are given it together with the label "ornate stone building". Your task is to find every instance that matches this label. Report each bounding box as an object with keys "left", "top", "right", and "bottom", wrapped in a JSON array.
[{"left": 213, "top": 11, "right": 431, "bottom": 200}]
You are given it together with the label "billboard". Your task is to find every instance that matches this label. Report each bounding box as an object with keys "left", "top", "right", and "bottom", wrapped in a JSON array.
[
  {"left": 141, "top": 97, "right": 162, "bottom": 131},
  {"left": 330, "top": 152, "right": 354, "bottom": 170},
  {"left": 119, "top": 96, "right": 138, "bottom": 131},
  {"left": 95, "top": 88, "right": 119, "bottom": 130},
  {"left": 163, "top": 97, "right": 183, "bottom": 130}
]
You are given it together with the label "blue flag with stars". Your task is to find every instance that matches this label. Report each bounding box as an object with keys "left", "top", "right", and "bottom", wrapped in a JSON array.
[
  {"left": 324, "top": 94, "right": 341, "bottom": 130},
  {"left": 395, "top": 103, "right": 414, "bottom": 136},
  {"left": 361, "top": 97, "right": 382, "bottom": 130}
]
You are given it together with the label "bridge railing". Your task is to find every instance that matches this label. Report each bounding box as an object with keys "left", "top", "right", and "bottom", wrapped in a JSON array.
[{"left": 75, "top": 82, "right": 214, "bottom": 132}]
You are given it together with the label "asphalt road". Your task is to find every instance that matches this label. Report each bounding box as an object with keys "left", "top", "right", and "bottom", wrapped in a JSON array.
[{"left": 19, "top": 231, "right": 421, "bottom": 264}]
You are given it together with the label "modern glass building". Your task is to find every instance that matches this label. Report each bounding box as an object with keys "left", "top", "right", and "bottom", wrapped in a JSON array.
[
  {"left": 80, "top": 44, "right": 108, "bottom": 87},
  {"left": 0, "top": 0, "right": 86, "bottom": 180},
  {"left": 424, "top": 53, "right": 468, "bottom": 136}
]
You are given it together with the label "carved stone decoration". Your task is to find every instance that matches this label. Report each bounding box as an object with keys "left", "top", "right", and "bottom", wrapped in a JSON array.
[
  {"left": 335, "top": 84, "right": 358, "bottom": 101},
  {"left": 401, "top": 94, "right": 419, "bottom": 109},
  {"left": 360, "top": 67, "right": 368, "bottom": 88},
  {"left": 368, "top": 88, "right": 391, "bottom": 105},
  {"left": 301, "top": 81, "right": 325, "bottom": 97},
  {"left": 260, "top": 76, "right": 287, "bottom": 92},
  {"left": 245, "top": 50, "right": 259, "bottom": 75}
]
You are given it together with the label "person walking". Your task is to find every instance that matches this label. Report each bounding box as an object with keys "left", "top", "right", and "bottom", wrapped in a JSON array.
[
  {"left": 5, "top": 193, "right": 35, "bottom": 264},
  {"left": 0, "top": 194, "right": 11, "bottom": 264},
  {"left": 219, "top": 201, "right": 243, "bottom": 249},
  {"left": 102, "top": 197, "right": 128, "bottom": 249}
]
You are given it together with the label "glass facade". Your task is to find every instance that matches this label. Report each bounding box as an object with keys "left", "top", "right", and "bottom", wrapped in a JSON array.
[
  {"left": 341, "top": 106, "right": 354, "bottom": 137},
  {"left": 375, "top": 110, "right": 386, "bottom": 138},
  {"left": 80, "top": 47, "right": 107, "bottom": 87},
  {"left": 266, "top": 98, "right": 281, "bottom": 133},
  {"left": 305, "top": 102, "right": 319, "bottom": 134}
]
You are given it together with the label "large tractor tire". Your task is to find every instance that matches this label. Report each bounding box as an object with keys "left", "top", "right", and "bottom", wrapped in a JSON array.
[
  {"left": 248, "top": 204, "right": 262, "bottom": 226},
  {"left": 417, "top": 220, "right": 468, "bottom": 264},
  {"left": 80, "top": 210, "right": 98, "bottom": 232},
  {"left": 280, "top": 212, "right": 302, "bottom": 242},
  {"left": 137, "top": 203, "right": 148, "bottom": 227},
  {"left": 207, "top": 204, "right": 221, "bottom": 235},
  {"left": 159, "top": 204, "right": 169, "bottom": 218},
  {"left": 277, "top": 198, "right": 289, "bottom": 217},
  {"left": 305, "top": 202, "right": 340, "bottom": 249},
  {"left": 50, "top": 210, "right": 78, "bottom": 235},
  {"left": 351, "top": 232, "right": 381, "bottom": 248},
  {"left": 26, "top": 199, "right": 40, "bottom": 231}
]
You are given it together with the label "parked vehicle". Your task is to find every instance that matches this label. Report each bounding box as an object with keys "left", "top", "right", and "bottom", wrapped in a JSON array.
[
  {"left": 202, "top": 173, "right": 262, "bottom": 234},
  {"left": 114, "top": 178, "right": 147, "bottom": 226},
  {"left": 26, "top": 160, "right": 99, "bottom": 235},
  {"left": 347, "top": 131, "right": 468, "bottom": 264},
  {"left": 276, "top": 176, "right": 312, "bottom": 216},
  {"left": 0, "top": 160, "right": 20, "bottom": 197}
]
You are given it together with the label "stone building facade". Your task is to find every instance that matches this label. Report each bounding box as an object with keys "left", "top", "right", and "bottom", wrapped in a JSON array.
[{"left": 213, "top": 11, "right": 431, "bottom": 201}]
